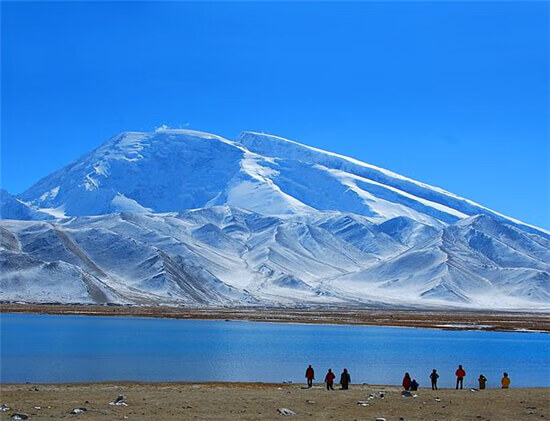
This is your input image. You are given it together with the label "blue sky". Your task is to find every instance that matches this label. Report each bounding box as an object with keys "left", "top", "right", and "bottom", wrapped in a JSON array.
[{"left": 1, "top": 1, "right": 548, "bottom": 229}]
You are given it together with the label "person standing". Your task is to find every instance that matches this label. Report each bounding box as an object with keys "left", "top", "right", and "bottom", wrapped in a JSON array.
[
  {"left": 325, "top": 369, "right": 336, "bottom": 390},
  {"left": 305, "top": 365, "right": 315, "bottom": 388},
  {"left": 402, "top": 372, "right": 412, "bottom": 390},
  {"left": 478, "top": 374, "right": 487, "bottom": 390},
  {"left": 501, "top": 372, "right": 511, "bottom": 389},
  {"left": 430, "top": 369, "right": 439, "bottom": 390},
  {"left": 339, "top": 368, "right": 351, "bottom": 390},
  {"left": 455, "top": 365, "right": 466, "bottom": 389}
]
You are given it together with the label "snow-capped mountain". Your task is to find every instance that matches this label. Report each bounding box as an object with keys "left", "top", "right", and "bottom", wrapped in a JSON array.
[{"left": 1, "top": 129, "right": 548, "bottom": 310}]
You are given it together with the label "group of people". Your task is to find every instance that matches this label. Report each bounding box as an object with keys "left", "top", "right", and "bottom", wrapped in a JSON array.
[
  {"left": 305, "top": 365, "right": 350, "bottom": 390},
  {"left": 407, "top": 365, "right": 511, "bottom": 391},
  {"left": 305, "top": 364, "right": 512, "bottom": 390}
]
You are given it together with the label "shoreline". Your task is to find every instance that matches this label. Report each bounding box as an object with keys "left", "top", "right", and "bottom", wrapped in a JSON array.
[
  {"left": 2, "top": 303, "right": 550, "bottom": 332},
  {"left": 1, "top": 381, "right": 548, "bottom": 389},
  {"left": 1, "top": 382, "right": 548, "bottom": 420}
]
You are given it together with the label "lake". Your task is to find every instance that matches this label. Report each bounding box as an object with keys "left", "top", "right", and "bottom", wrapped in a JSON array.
[{"left": 1, "top": 313, "right": 549, "bottom": 387}]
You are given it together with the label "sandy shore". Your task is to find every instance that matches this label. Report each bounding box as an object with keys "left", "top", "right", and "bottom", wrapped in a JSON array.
[
  {"left": 2, "top": 303, "right": 550, "bottom": 332},
  {"left": 0, "top": 383, "right": 548, "bottom": 420}
]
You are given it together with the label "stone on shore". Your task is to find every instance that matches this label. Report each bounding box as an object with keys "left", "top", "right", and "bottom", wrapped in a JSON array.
[{"left": 277, "top": 407, "right": 296, "bottom": 416}]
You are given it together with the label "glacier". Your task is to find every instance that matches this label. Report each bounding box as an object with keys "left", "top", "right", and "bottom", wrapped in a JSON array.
[{"left": 1, "top": 128, "right": 548, "bottom": 310}]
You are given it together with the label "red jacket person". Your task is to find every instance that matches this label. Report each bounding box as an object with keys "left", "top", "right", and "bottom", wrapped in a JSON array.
[
  {"left": 402, "top": 372, "right": 411, "bottom": 390},
  {"left": 455, "top": 365, "right": 466, "bottom": 389},
  {"left": 324, "top": 369, "right": 336, "bottom": 390}
]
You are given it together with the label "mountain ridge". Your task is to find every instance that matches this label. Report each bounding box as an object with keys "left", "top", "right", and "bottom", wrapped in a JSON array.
[
  {"left": 6, "top": 128, "right": 545, "bottom": 236},
  {"left": 1, "top": 128, "right": 548, "bottom": 310}
]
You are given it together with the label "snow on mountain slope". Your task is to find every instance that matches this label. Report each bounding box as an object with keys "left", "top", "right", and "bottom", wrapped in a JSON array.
[
  {"left": 0, "top": 221, "right": 121, "bottom": 304},
  {"left": 1, "top": 128, "right": 548, "bottom": 310},
  {"left": 0, "top": 213, "right": 256, "bottom": 305},
  {"left": 0, "top": 189, "right": 53, "bottom": 221},
  {"left": 0, "top": 208, "right": 548, "bottom": 310},
  {"left": 9, "top": 128, "right": 547, "bottom": 238},
  {"left": 18, "top": 130, "right": 245, "bottom": 216},
  {"left": 0, "top": 250, "right": 121, "bottom": 304},
  {"left": 328, "top": 214, "right": 550, "bottom": 308},
  {"left": 238, "top": 131, "right": 548, "bottom": 236},
  {"left": 378, "top": 216, "right": 440, "bottom": 248}
]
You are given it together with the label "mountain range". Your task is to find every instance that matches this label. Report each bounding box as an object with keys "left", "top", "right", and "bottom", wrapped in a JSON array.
[{"left": 1, "top": 128, "right": 548, "bottom": 310}]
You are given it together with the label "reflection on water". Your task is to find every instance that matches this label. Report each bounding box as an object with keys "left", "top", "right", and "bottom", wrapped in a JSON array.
[{"left": 1, "top": 313, "right": 549, "bottom": 387}]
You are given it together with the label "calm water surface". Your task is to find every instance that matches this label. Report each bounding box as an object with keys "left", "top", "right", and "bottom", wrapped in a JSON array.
[{"left": 1, "top": 313, "right": 549, "bottom": 387}]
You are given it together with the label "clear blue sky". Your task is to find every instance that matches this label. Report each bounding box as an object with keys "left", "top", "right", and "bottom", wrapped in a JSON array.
[{"left": 1, "top": 1, "right": 548, "bottom": 229}]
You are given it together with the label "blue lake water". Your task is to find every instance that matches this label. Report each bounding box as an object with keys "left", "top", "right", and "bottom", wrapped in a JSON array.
[{"left": 1, "top": 313, "right": 549, "bottom": 388}]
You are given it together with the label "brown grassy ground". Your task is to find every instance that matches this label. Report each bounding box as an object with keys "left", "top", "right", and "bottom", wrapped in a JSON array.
[
  {"left": 2, "top": 303, "right": 549, "bottom": 332},
  {"left": 0, "top": 383, "right": 548, "bottom": 421}
]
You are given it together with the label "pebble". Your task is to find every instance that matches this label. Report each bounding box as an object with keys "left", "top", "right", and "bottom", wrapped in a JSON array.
[
  {"left": 277, "top": 408, "right": 296, "bottom": 416},
  {"left": 71, "top": 408, "right": 87, "bottom": 414},
  {"left": 1, "top": 404, "right": 10, "bottom": 412},
  {"left": 11, "top": 414, "right": 29, "bottom": 420},
  {"left": 110, "top": 395, "right": 128, "bottom": 406},
  {"left": 375, "top": 418, "right": 387, "bottom": 421}
]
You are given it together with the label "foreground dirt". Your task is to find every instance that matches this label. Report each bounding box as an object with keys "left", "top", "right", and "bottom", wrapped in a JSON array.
[
  {"left": 2, "top": 303, "right": 550, "bottom": 332},
  {"left": 0, "top": 383, "right": 548, "bottom": 421}
]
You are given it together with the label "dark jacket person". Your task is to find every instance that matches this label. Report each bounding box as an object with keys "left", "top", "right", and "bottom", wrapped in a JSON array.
[
  {"left": 430, "top": 369, "right": 439, "bottom": 390},
  {"left": 305, "top": 365, "right": 315, "bottom": 388},
  {"left": 340, "top": 368, "right": 351, "bottom": 390},
  {"left": 478, "top": 374, "right": 487, "bottom": 390}
]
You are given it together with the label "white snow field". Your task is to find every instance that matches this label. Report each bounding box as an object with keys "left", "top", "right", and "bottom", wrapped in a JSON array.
[{"left": 1, "top": 129, "right": 548, "bottom": 310}]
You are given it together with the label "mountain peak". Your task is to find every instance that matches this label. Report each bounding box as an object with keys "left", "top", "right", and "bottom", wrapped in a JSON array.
[{"left": 2, "top": 128, "right": 546, "bottom": 238}]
